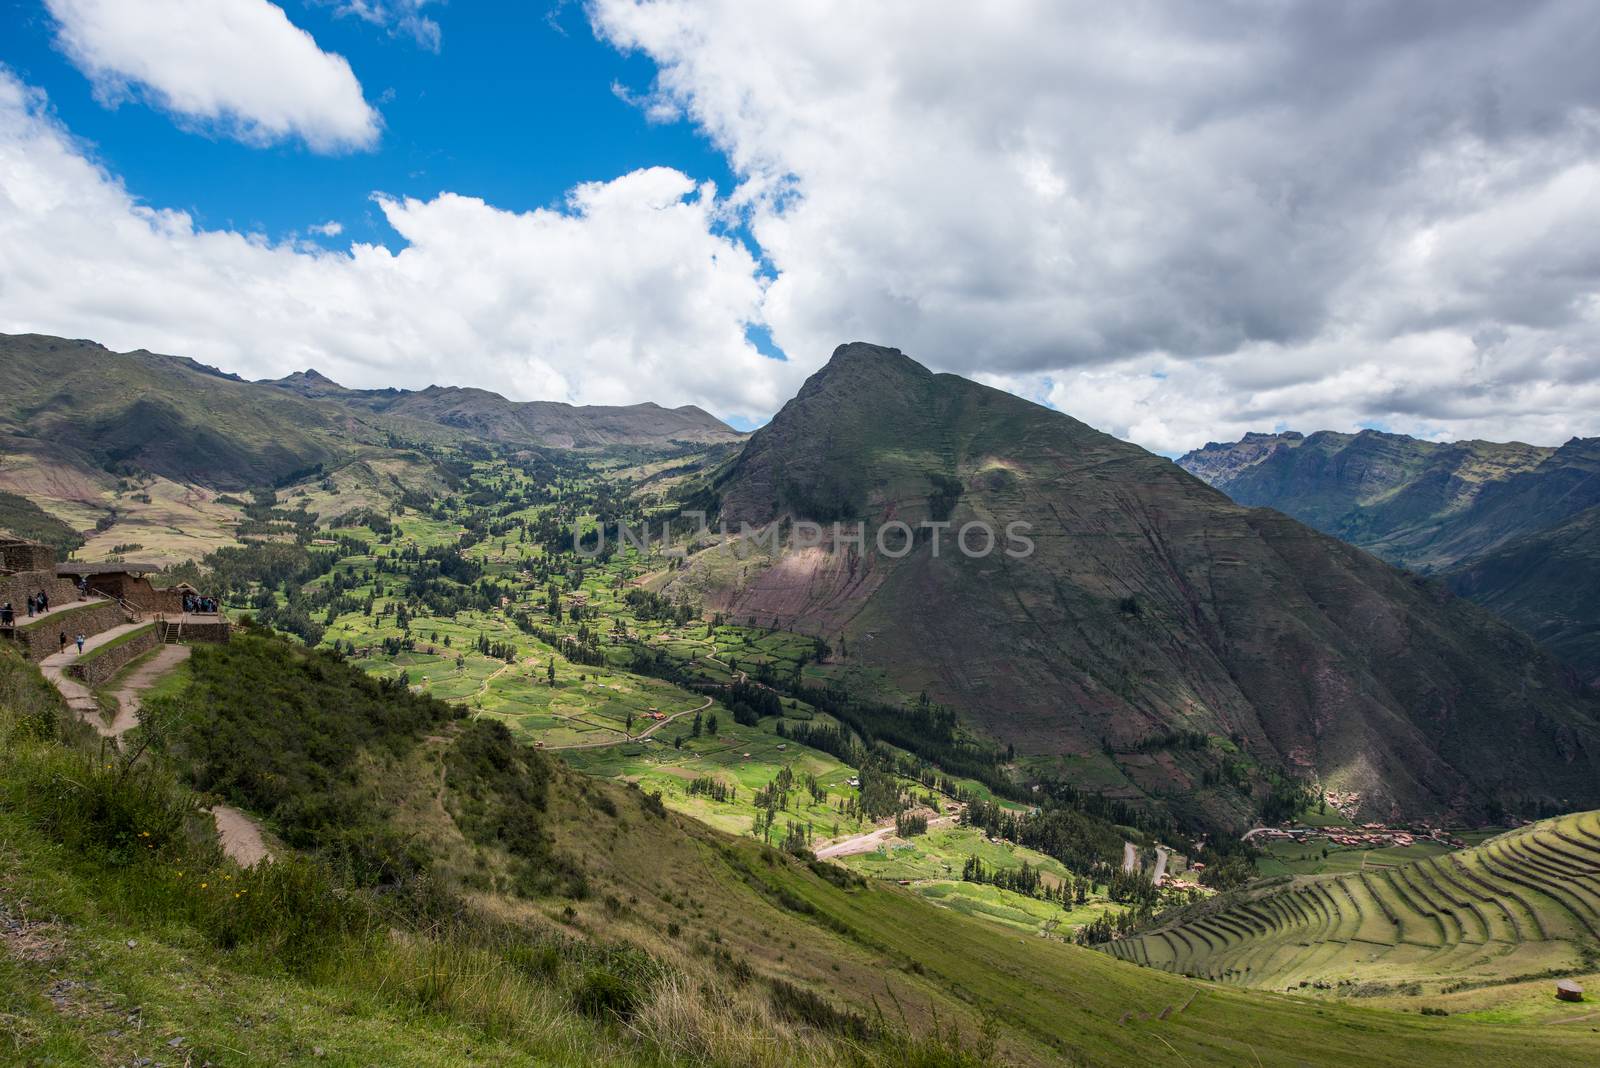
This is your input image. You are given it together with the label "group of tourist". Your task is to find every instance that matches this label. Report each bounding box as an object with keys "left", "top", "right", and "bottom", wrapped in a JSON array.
[
  {"left": 182, "top": 592, "right": 218, "bottom": 614},
  {"left": 0, "top": 589, "right": 50, "bottom": 625}
]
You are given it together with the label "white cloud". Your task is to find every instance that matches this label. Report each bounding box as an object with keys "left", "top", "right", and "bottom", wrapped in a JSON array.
[
  {"left": 308, "top": 220, "right": 344, "bottom": 237},
  {"left": 44, "top": 0, "right": 381, "bottom": 152},
  {"left": 591, "top": 1, "right": 1600, "bottom": 451},
  {"left": 330, "top": 1, "right": 443, "bottom": 54},
  {"left": 0, "top": 71, "right": 794, "bottom": 420}
]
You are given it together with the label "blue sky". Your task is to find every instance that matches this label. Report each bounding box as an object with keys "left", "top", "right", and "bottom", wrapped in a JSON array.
[{"left": 1, "top": 0, "right": 733, "bottom": 252}]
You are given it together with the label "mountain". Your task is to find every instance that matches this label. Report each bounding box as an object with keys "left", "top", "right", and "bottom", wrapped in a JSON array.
[
  {"left": 0, "top": 333, "right": 744, "bottom": 495},
  {"left": 1175, "top": 429, "right": 1561, "bottom": 571},
  {"left": 674, "top": 343, "right": 1600, "bottom": 827},
  {"left": 1445, "top": 505, "right": 1600, "bottom": 687},
  {"left": 0, "top": 333, "right": 357, "bottom": 490},
  {"left": 265, "top": 367, "right": 743, "bottom": 448},
  {"left": 1178, "top": 429, "right": 1600, "bottom": 684}
]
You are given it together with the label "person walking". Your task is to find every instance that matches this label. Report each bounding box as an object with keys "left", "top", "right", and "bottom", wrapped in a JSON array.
[
  {"left": 75, "top": 633, "right": 85, "bottom": 654},
  {"left": 1, "top": 601, "right": 12, "bottom": 625},
  {"left": 58, "top": 631, "right": 67, "bottom": 654},
  {"left": 38, "top": 589, "right": 48, "bottom": 612},
  {"left": 26, "top": 594, "right": 35, "bottom": 618}
]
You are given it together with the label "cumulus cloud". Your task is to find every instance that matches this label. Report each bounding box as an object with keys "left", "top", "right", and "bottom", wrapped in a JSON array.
[
  {"left": 0, "top": 71, "right": 794, "bottom": 420},
  {"left": 591, "top": 0, "right": 1600, "bottom": 451},
  {"left": 44, "top": 0, "right": 381, "bottom": 152}
]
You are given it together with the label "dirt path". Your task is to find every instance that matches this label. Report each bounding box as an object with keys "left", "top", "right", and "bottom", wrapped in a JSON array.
[
  {"left": 210, "top": 805, "right": 270, "bottom": 868},
  {"left": 542, "top": 695, "right": 715, "bottom": 751},
  {"left": 35, "top": 629, "right": 270, "bottom": 869},
  {"left": 37, "top": 621, "right": 154, "bottom": 730},
  {"left": 102, "top": 644, "right": 190, "bottom": 737},
  {"left": 815, "top": 815, "right": 958, "bottom": 860}
]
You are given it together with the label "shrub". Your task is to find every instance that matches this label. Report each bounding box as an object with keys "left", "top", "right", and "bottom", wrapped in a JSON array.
[
  {"left": 571, "top": 967, "right": 643, "bottom": 1021},
  {"left": 768, "top": 978, "right": 873, "bottom": 1039},
  {"left": 504, "top": 942, "right": 563, "bottom": 981},
  {"left": 5, "top": 747, "right": 191, "bottom": 866}
]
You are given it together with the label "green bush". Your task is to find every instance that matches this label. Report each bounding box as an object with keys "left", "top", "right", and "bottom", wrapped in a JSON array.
[
  {"left": 571, "top": 967, "right": 643, "bottom": 1021},
  {"left": 200, "top": 854, "right": 374, "bottom": 976},
  {"left": 4, "top": 747, "right": 190, "bottom": 866}
]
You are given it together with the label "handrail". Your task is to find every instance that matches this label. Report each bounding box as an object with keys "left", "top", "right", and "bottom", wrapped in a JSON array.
[{"left": 85, "top": 585, "right": 144, "bottom": 624}]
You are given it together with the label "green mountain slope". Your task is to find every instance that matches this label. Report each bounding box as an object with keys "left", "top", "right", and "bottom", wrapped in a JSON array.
[
  {"left": 1105, "top": 811, "right": 1600, "bottom": 996},
  {"left": 1445, "top": 505, "right": 1600, "bottom": 686},
  {"left": 266, "top": 367, "right": 744, "bottom": 448},
  {"left": 0, "top": 333, "right": 743, "bottom": 495},
  {"left": 673, "top": 344, "right": 1600, "bottom": 828},
  {"left": 1176, "top": 429, "right": 1600, "bottom": 574},
  {"left": 1, "top": 333, "right": 357, "bottom": 489},
  {"left": 6, "top": 635, "right": 1600, "bottom": 1065},
  {"left": 0, "top": 489, "right": 84, "bottom": 555},
  {"left": 1178, "top": 429, "right": 1600, "bottom": 683}
]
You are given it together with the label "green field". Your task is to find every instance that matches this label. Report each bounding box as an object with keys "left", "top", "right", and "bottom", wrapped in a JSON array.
[{"left": 1106, "top": 812, "right": 1600, "bottom": 997}]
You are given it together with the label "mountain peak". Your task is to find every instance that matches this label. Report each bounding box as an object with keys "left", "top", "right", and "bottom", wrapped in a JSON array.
[{"left": 823, "top": 341, "right": 931, "bottom": 377}]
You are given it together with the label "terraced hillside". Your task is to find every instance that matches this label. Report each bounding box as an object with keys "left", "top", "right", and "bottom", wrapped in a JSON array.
[{"left": 1105, "top": 812, "right": 1600, "bottom": 994}]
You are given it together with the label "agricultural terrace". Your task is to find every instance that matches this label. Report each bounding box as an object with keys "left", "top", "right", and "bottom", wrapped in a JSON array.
[{"left": 1106, "top": 811, "right": 1600, "bottom": 997}]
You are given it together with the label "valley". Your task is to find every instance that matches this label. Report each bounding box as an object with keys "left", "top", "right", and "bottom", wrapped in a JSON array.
[{"left": 5, "top": 333, "right": 1600, "bottom": 1064}]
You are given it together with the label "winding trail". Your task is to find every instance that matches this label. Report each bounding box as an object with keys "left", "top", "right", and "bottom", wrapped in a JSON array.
[
  {"left": 37, "top": 621, "right": 154, "bottom": 730},
  {"left": 35, "top": 634, "right": 270, "bottom": 869},
  {"left": 102, "top": 644, "right": 190, "bottom": 737}
]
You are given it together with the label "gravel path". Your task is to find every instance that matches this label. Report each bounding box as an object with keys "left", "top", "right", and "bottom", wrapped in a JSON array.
[
  {"left": 815, "top": 815, "right": 958, "bottom": 860},
  {"left": 36, "top": 632, "right": 270, "bottom": 869},
  {"left": 103, "top": 644, "right": 191, "bottom": 737},
  {"left": 210, "top": 805, "right": 270, "bottom": 868},
  {"left": 37, "top": 621, "right": 153, "bottom": 729}
]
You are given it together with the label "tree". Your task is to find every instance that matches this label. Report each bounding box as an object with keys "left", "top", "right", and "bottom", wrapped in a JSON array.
[
  {"left": 706, "top": 711, "right": 719, "bottom": 736},
  {"left": 546, "top": 658, "right": 556, "bottom": 686},
  {"left": 626, "top": 711, "right": 634, "bottom": 737}
]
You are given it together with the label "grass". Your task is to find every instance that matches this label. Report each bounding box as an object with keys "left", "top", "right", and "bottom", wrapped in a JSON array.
[
  {"left": 12, "top": 600, "right": 108, "bottom": 632},
  {"left": 1256, "top": 837, "right": 1458, "bottom": 878},
  {"left": 1107, "top": 812, "right": 1600, "bottom": 999},
  {"left": 7, "top": 639, "right": 1600, "bottom": 1064}
]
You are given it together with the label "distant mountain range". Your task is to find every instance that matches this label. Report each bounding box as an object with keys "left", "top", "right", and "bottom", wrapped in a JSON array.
[
  {"left": 0, "top": 333, "right": 742, "bottom": 492},
  {"left": 266, "top": 367, "right": 741, "bottom": 450},
  {"left": 1178, "top": 429, "right": 1600, "bottom": 684},
  {"left": 671, "top": 344, "right": 1600, "bottom": 826}
]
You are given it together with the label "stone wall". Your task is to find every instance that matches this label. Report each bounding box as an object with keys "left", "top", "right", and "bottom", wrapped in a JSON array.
[
  {"left": 0, "top": 540, "right": 55, "bottom": 572},
  {"left": 1, "top": 600, "right": 128, "bottom": 661},
  {"left": 159, "top": 619, "right": 231, "bottom": 644},
  {"left": 67, "top": 624, "right": 160, "bottom": 687},
  {"left": 84, "top": 573, "right": 182, "bottom": 614},
  {"left": 0, "top": 571, "right": 85, "bottom": 617}
]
